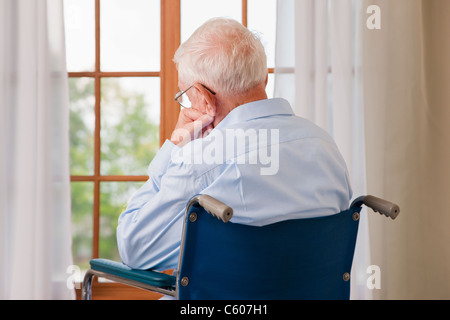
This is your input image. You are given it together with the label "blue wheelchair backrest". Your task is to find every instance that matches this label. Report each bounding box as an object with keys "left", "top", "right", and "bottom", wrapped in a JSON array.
[{"left": 177, "top": 202, "right": 361, "bottom": 300}]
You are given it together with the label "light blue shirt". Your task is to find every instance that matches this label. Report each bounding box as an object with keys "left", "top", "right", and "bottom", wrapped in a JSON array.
[{"left": 117, "top": 98, "right": 352, "bottom": 271}]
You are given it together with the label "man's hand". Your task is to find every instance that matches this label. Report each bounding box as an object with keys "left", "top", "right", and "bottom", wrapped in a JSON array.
[{"left": 170, "top": 108, "right": 214, "bottom": 147}]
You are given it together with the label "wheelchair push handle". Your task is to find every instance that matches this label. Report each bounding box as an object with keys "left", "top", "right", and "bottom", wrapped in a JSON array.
[
  {"left": 352, "top": 195, "right": 400, "bottom": 220},
  {"left": 364, "top": 195, "right": 400, "bottom": 219},
  {"left": 198, "top": 195, "right": 234, "bottom": 223}
]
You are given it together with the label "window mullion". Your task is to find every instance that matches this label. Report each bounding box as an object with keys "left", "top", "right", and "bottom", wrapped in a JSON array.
[
  {"left": 93, "top": 0, "right": 101, "bottom": 260},
  {"left": 160, "top": 0, "right": 181, "bottom": 145},
  {"left": 242, "top": 0, "right": 248, "bottom": 27}
]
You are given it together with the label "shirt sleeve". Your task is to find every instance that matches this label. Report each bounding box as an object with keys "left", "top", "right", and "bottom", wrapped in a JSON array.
[{"left": 116, "top": 140, "right": 201, "bottom": 271}]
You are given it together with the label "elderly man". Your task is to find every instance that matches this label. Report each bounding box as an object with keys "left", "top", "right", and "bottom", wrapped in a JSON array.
[{"left": 117, "top": 18, "right": 352, "bottom": 271}]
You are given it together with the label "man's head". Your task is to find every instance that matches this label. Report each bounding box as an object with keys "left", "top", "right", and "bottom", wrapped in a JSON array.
[
  {"left": 170, "top": 18, "right": 268, "bottom": 145},
  {"left": 173, "top": 17, "right": 268, "bottom": 99}
]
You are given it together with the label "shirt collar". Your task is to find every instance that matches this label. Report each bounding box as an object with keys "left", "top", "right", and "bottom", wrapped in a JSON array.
[{"left": 214, "top": 98, "right": 294, "bottom": 130}]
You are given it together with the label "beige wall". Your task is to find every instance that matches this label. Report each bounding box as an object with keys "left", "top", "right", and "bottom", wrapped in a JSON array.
[
  {"left": 420, "top": 0, "right": 450, "bottom": 300},
  {"left": 363, "top": 0, "right": 450, "bottom": 299}
]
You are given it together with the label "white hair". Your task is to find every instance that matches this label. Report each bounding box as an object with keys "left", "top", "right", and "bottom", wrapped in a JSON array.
[{"left": 173, "top": 18, "right": 267, "bottom": 95}]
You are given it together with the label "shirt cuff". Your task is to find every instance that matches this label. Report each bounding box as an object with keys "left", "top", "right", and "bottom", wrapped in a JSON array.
[{"left": 148, "top": 139, "right": 179, "bottom": 176}]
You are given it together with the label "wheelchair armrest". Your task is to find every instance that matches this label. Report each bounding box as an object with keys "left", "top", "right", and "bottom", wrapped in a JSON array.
[
  {"left": 196, "top": 195, "right": 233, "bottom": 223},
  {"left": 89, "top": 259, "right": 176, "bottom": 288},
  {"left": 351, "top": 195, "right": 400, "bottom": 220}
]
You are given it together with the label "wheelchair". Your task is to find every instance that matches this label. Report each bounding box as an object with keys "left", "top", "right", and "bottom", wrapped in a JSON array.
[{"left": 82, "top": 194, "right": 399, "bottom": 300}]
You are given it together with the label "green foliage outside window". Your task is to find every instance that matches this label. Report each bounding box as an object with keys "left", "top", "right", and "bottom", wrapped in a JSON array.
[{"left": 69, "top": 77, "right": 159, "bottom": 270}]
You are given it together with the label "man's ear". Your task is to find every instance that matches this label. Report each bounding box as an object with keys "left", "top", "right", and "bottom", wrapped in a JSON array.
[{"left": 194, "top": 82, "right": 216, "bottom": 116}]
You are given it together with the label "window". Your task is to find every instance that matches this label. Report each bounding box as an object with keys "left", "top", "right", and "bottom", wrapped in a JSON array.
[{"left": 64, "top": 0, "right": 276, "bottom": 299}]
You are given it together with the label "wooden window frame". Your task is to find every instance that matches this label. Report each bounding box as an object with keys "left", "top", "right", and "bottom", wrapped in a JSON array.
[
  {"left": 71, "top": 0, "right": 180, "bottom": 300},
  {"left": 71, "top": 0, "right": 274, "bottom": 299}
]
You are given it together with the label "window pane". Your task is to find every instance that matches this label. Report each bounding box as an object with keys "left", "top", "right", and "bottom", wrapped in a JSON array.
[
  {"left": 100, "top": 77, "right": 160, "bottom": 176},
  {"left": 71, "top": 182, "right": 94, "bottom": 272},
  {"left": 181, "top": 0, "right": 242, "bottom": 42},
  {"left": 248, "top": 0, "right": 277, "bottom": 68},
  {"left": 69, "top": 78, "right": 95, "bottom": 176},
  {"left": 100, "top": 0, "right": 160, "bottom": 71},
  {"left": 99, "top": 181, "right": 144, "bottom": 262},
  {"left": 64, "top": 0, "right": 95, "bottom": 72}
]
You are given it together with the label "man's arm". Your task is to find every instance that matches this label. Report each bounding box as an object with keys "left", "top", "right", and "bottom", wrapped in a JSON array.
[
  {"left": 117, "top": 108, "right": 213, "bottom": 271},
  {"left": 116, "top": 140, "right": 200, "bottom": 271}
]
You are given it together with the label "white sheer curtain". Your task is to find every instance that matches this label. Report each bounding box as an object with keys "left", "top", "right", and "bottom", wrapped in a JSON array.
[
  {"left": 274, "top": 0, "right": 371, "bottom": 299},
  {"left": 0, "top": 0, "right": 74, "bottom": 299},
  {"left": 363, "top": 0, "right": 450, "bottom": 299}
]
